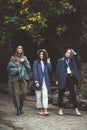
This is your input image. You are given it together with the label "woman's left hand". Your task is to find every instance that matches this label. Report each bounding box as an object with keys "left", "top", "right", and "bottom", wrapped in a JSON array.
[
  {"left": 47, "top": 58, "right": 50, "bottom": 63},
  {"left": 19, "top": 58, "right": 25, "bottom": 62}
]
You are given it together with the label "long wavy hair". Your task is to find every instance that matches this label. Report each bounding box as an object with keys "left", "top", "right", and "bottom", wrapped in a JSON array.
[
  {"left": 37, "top": 49, "right": 49, "bottom": 64},
  {"left": 12, "top": 45, "right": 24, "bottom": 62},
  {"left": 14, "top": 45, "right": 24, "bottom": 58}
]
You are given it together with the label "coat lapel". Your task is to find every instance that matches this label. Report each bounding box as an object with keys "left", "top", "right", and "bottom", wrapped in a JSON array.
[
  {"left": 38, "top": 62, "right": 43, "bottom": 73},
  {"left": 64, "top": 58, "right": 67, "bottom": 68},
  {"left": 69, "top": 59, "right": 73, "bottom": 70}
]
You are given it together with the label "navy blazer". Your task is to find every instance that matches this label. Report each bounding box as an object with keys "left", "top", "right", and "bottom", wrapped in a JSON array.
[
  {"left": 55, "top": 54, "right": 81, "bottom": 89},
  {"left": 33, "top": 60, "right": 52, "bottom": 90}
]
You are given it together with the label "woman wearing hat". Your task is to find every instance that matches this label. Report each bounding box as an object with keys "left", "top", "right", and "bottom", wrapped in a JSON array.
[{"left": 33, "top": 49, "right": 52, "bottom": 115}]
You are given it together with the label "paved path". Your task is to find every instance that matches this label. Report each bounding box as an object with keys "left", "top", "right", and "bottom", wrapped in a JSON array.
[{"left": 0, "top": 95, "right": 87, "bottom": 130}]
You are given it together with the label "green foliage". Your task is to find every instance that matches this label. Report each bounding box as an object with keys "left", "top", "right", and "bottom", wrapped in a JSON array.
[
  {"left": 0, "top": 0, "right": 76, "bottom": 45},
  {"left": 83, "top": 87, "right": 87, "bottom": 98},
  {"left": 56, "top": 25, "right": 68, "bottom": 36},
  {"left": 1, "top": 0, "right": 48, "bottom": 44}
]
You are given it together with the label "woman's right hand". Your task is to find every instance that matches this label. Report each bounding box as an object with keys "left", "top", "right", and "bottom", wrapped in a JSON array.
[
  {"left": 47, "top": 57, "right": 50, "bottom": 63},
  {"left": 56, "top": 81, "right": 58, "bottom": 86},
  {"left": 36, "top": 82, "right": 40, "bottom": 87}
]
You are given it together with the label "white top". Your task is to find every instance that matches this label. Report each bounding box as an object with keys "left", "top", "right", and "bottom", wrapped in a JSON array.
[
  {"left": 41, "top": 60, "right": 44, "bottom": 72},
  {"left": 67, "top": 66, "right": 72, "bottom": 74},
  {"left": 66, "top": 59, "right": 72, "bottom": 74},
  {"left": 41, "top": 60, "right": 47, "bottom": 88}
]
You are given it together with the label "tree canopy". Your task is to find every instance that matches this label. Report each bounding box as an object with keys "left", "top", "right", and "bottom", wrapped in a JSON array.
[{"left": 0, "top": 0, "right": 87, "bottom": 82}]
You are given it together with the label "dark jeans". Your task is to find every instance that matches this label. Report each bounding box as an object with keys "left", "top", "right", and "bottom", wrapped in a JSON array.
[{"left": 58, "top": 74, "right": 78, "bottom": 108}]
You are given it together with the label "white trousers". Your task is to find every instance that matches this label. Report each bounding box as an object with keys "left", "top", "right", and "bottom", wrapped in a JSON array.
[{"left": 35, "top": 79, "right": 48, "bottom": 108}]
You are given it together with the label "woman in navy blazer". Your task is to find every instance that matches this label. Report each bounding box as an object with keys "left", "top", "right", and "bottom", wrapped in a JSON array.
[
  {"left": 33, "top": 49, "right": 52, "bottom": 115},
  {"left": 55, "top": 49, "right": 81, "bottom": 116}
]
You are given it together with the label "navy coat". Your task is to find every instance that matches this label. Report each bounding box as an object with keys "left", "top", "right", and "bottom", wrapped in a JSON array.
[
  {"left": 55, "top": 54, "right": 81, "bottom": 90},
  {"left": 33, "top": 60, "right": 52, "bottom": 90}
]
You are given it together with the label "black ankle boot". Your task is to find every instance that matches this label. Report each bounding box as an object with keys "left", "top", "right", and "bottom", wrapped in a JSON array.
[
  {"left": 16, "top": 108, "right": 21, "bottom": 115},
  {"left": 20, "top": 107, "right": 24, "bottom": 114}
]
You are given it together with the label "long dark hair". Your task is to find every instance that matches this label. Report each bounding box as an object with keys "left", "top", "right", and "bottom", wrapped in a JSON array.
[
  {"left": 11, "top": 45, "right": 24, "bottom": 62},
  {"left": 14, "top": 45, "right": 24, "bottom": 58},
  {"left": 37, "top": 49, "right": 49, "bottom": 64}
]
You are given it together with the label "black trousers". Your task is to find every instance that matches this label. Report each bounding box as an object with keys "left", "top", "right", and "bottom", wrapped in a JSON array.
[{"left": 58, "top": 74, "right": 78, "bottom": 108}]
